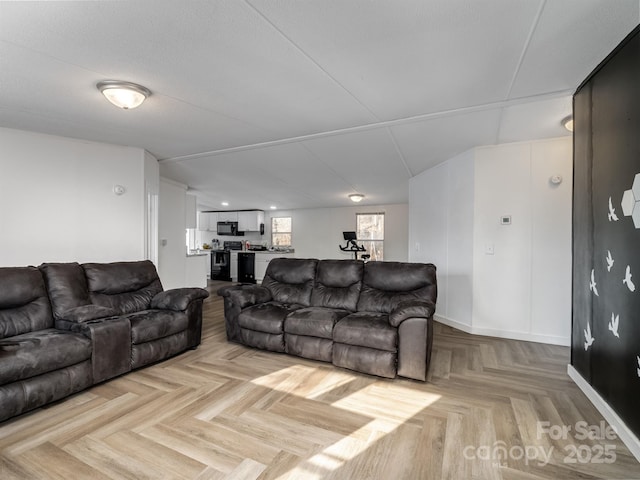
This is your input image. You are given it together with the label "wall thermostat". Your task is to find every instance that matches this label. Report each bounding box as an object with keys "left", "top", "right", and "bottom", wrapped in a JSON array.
[{"left": 500, "top": 215, "right": 511, "bottom": 225}]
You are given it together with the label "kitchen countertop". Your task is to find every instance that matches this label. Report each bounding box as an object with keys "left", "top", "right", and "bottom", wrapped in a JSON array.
[
  {"left": 249, "top": 250, "right": 295, "bottom": 254},
  {"left": 186, "top": 249, "right": 295, "bottom": 257},
  {"left": 186, "top": 250, "right": 211, "bottom": 257}
]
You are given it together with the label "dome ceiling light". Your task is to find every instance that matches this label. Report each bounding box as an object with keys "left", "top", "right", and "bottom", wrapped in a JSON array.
[
  {"left": 349, "top": 193, "right": 365, "bottom": 203},
  {"left": 97, "top": 80, "right": 151, "bottom": 109}
]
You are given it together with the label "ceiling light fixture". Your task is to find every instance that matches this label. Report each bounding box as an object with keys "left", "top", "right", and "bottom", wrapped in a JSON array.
[
  {"left": 97, "top": 80, "right": 151, "bottom": 109},
  {"left": 562, "top": 115, "right": 574, "bottom": 132},
  {"left": 349, "top": 193, "right": 365, "bottom": 203},
  {"left": 270, "top": 205, "right": 277, "bottom": 210},
  {"left": 221, "top": 201, "right": 229, "bottom": 206}
]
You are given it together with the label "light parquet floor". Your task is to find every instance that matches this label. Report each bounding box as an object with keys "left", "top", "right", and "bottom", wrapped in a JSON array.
[{"left": 1, "top": 281, "right": 639, "bottom": 479}]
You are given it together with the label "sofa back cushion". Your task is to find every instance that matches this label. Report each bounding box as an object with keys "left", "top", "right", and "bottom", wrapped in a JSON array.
[
  {"left": 356, "top": 262, "right": 437, "bottom": 314},
  {"left": 262, "top": 258, "right": 317, "bottom": 306},
  {"left": 0, "top": 267, "right": 53, "bottom": 338},
  {"left": 39, "top": 262, "right": 91, "bottom": 319},
  {"left": 311, "top": 260, "right": 363, "bottom": 311},
  {"left": 83, "top": 261, "right": 163, "bottom": 315}
]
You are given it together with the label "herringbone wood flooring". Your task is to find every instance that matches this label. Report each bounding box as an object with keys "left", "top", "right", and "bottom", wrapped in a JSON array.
[{"left": 1, "top": 281, "right": 639, "bottom": 479}]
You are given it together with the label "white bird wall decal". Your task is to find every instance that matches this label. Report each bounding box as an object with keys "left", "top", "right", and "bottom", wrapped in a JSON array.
[
  {"left": 608, "top": 196, "right": 619, "bottom": 221},
  {"left": 589, "top": 269, "right": 599, "bottom": 296},
  {"left": 623, "top": 265, "right": 636, "bottom": 292},
  {"left": 608, "top": 313, "right": 620, "bottom": 338},
  {"left": 606, "top": 250, "right": 614, "bottom": 272},
  {"left": 584, "top": 323, "right": 595, "bottom": 351}
]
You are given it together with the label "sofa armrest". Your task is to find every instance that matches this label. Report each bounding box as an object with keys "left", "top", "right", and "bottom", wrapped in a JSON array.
[
  {"left": 151, "top": 288, "right": 209, "bottom": 312},
  {"left": 227, "top": 286, "right": 272, "bottom": 309},
  {"left": 389, "top": 299, "right": 435, "bottom": 327},
  {"left": 58, "top": 304, "right": 119, "bottom": 323}
]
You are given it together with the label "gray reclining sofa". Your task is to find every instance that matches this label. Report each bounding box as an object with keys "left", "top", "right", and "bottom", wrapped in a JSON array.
[
  {"left": 0, "top": 260, "right": 209, "bottom": 423},
  {"left": 218, "top": 258, "right": 437, "bottom": 381}
]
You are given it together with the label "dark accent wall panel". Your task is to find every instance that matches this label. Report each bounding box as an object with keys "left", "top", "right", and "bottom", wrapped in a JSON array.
[{"left": 572, "top": 24, "right": 640, "bottom": 438}]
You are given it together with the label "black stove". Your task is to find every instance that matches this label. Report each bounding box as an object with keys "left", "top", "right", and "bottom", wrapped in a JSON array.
[{"left": 223, "top": 241, "right": 244, "bottom": 251}]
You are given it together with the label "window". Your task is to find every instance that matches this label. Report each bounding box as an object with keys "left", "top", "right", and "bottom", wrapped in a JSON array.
[
  {"left": 356, "top": 213, "right": 384, "bottom": 261},
  {"left": 271, "top": 217, "right": 292, "bottom": 246}
]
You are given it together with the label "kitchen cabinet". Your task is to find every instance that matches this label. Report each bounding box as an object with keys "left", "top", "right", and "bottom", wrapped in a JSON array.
[
  {"left": 238, "top": 210, "right": 264, "bottom": 232},
  {"left": 198, "top": 212, "right": 218, "bottom": 231},
  {"left": 230, "top": 251, "right": 238, "bottom": 281},
  {"left": 218, "top": 211, "right": 237, "bottom": 222}
]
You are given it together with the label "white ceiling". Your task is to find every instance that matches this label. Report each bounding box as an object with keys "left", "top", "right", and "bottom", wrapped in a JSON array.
[{"left": 1, "top": 1, "right": 638, "bottom": 210}]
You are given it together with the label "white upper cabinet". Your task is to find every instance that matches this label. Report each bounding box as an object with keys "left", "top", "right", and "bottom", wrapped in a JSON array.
[
  {"left": 199, "top": 210, "right": 264, "bottom": 231},
  {"left": 198, "top": 212, "right": 218, "bottom": 231},
  {"left": 238, "top": 210, "right": 264, "bottom": 232},
  {"left": 217, "top": 211, "right": 238, "bottom": 222}
]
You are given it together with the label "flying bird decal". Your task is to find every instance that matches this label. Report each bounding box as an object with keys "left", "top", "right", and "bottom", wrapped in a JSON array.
[
  {"left": 584, "top": 323, "right": 595, "bottom": 351},
  {"left": 608, "top": 313, "right": 620, "bottom": 338},
  {"left": 608, "top": 196, "right": 619, "bottom": 221},
  {"left": 589, "top": 269, "right": 599, "bottom": 296},
  {"left": 623, "top": 265, "right": 636, "bottom": 292},
  {"left": 606, "top": 250, "right": 614, "bottom": 272}
]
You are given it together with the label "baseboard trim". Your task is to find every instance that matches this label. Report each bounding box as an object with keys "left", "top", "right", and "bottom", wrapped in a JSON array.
[
  {"left": 434, "top": 315, "right": 473, "bottom": 334},
  {"left": 567, "top": 364, "right": 640, "bottom": 462},
  {"left": 434, "top": 315, "right": 570, "bottom": 346}
]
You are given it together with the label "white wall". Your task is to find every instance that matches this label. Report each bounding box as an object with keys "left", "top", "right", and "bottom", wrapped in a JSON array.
[
  {"left": 409, "top": 150, "right": 475, "bottom": 329},
  {"left": 265, "top": 203, "right": 408, "bottom": 261},
  {"left": 158, "top": 178, "right": 188, "bottom": 290},
  {"left": 0, "top": 127, "right": 150, "bottom": 267},
  {"left": 409, "top": 137, "right": 572, "bottom": 345}
]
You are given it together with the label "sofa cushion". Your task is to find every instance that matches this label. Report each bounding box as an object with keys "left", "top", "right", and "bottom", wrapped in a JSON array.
[
  {"left": 285, "top": 333, "right": 333, "bottom": 362},
  {"left": 240, "top": 330, "right": 285, "bottom": 353},
  {"left": 334, "top": 312, "right": 397, "bottom": 352},
  {"left": 39, "top": 263, "right": 91, "bottom": 319},
  {"left": 0, "top": 267, "right": 53, "bottom": 338},
  {"left": 262, "top": 258, "right": 317, "bottom": 307},
  {"left": 127, "top": 310, "right": 188, "bottom": 344},
  {"left": 333, "top": 343, "right": 396, "bottom": 379},
  {"left": 238, "top": 302, "right": 302, "bottom": 334},
  {"left": 311, "top": 260, "right": 363, "bottom": 311},
  {"left": 0, "top": 329, "right": 91, "bottom": 386},
  {"left": 356, "top": 262, "right": 437, "bottom": 314},
  {"left": 83, "top": 261, "right": 164, "bottom": 315},
  {"left": 285, "top": 307, "right": 350, "bottom": 339}
]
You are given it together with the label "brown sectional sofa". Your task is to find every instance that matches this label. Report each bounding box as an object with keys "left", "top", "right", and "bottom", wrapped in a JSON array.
[
  {"left": 0, "top": 260, "right": 209, "bottom": 423},
  {"left": 218, "top": 258, "right": 437, "bottom": 381}
]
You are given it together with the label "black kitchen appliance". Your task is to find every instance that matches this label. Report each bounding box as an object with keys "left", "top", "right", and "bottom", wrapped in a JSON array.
[
  {"left": 210, "top": 250, "right": 230, "bottom": 281},
  {"left": 223, "top": 240, "right": 244, "bottom": 251},
  {"left": 211, "top": 241, "right": 244, "bottom": 281},
  {"left": 238, "top": 252, "right": 256, "bottom": 284},
  {"left": 217, "top": 221, "right": 243, "bottom": 236}
]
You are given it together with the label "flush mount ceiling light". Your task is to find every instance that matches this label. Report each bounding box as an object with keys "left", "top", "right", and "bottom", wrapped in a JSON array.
[
  {"left": 349, "top": 193, "right": 365, "bottom": 203},
  {"left": 97, "top": 80, "right": 151, "bottom": 109},
  {"left": 562, "top": 115, "right": 574, "bottom": 132}
]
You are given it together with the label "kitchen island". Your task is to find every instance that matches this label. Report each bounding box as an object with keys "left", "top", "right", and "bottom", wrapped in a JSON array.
[{"left": 185, "top": 250, "right": 209, "bottom": 288}]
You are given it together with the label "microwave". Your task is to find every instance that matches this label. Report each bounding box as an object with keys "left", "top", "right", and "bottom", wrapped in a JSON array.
[{"left": 217, "top": 221, "right": 242, "bottom": 236}]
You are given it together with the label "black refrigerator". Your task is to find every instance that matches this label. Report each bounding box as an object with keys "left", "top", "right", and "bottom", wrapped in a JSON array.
[{"left": 237, "top": 252, "right": 256, "bottom": 283}]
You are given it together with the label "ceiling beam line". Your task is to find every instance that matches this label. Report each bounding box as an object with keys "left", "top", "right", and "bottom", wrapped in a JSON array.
[
  {"left": 159, "top": 88, "right": 573, "bottom": 163},
  {"left": 244, "top": 0, "right": 380, "bottom": 121}
]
